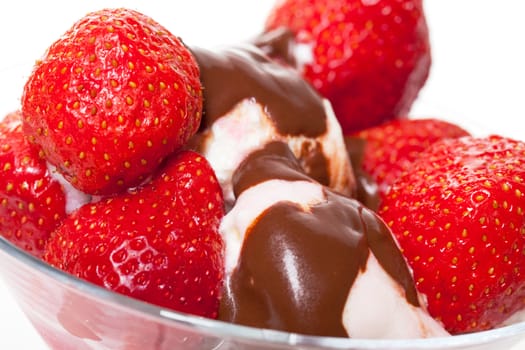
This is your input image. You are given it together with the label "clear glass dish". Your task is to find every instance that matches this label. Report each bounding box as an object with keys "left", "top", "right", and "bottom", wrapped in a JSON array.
[
  {"left": 1, "top": 65, "right": 525, "bottom": 350},
  {"left": 2, "top": 236, "right": 525, "bottom": 350}
]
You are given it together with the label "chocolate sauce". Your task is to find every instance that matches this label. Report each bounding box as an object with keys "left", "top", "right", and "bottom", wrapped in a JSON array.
[
  {"left": 231, "top": 141, "right": 311, "bottom": 198},
  {"left": 190, "top": 45, "right": 326, "bottom": 137},
  {"left": 219, "top": 142, "right": 419, "bottom": 337},
  {"left": 296, "top": 140, "right": 330, "bottom": 190},
  {"left": 252, "top": 27, "right": 298, "bottom": 68},
  {"left": 190, "top": 45, "right": 337, "bottom": 188},
  {"left": 344, "top": 136, "right": 380, "bottom": 211}
]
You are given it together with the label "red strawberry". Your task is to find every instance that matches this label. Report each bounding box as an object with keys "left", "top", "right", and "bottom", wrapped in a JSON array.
[
  {"left": 353, "top": 118, "right": 469, "bottom": 200},
  {"left": 0, "top": 111, "right": 67, "bottom": 258},
  {"left": 44, "top": 150, "right": 225, "bottom": 319},
  {"left": 22, "top": 8, "right": 203, "bottom": 195},
  {"left": 379, "top": 135, "right": 525, "bottom": 334},
  {"left": 264, "top": 0, "right": 431, "bottom": 133}
]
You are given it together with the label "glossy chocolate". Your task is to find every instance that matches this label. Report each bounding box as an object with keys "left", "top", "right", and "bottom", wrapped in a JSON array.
[
  {"left": 252, "top": 27, "right": 297, "bottom": 68},
  {"left": 219, "top": 142, "right": 419, "bottom": 337},
  {"left": 190, "top": 44, "right": 346, "bottom": 191},
  {"left": 191, "top": 45, "right": 326, "bottom": 137},
  {"left": 231, "top": 141, "right": 311, "bottom": 198},
  {"left": 344, "top": 136, "right": 380, "bottom": 211}
]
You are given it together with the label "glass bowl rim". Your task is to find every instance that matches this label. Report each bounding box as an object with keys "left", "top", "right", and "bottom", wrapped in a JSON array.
[{"left": 2, "top": 237, "right": 525, "bottom": 349}]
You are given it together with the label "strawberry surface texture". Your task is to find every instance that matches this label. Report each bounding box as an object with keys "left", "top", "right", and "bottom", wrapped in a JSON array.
[
  {"left": 0, "top": 111, "right": 67, "bottom": 258},
  {"left": 44, "top": 150, "right": 225, "bottom": 318},
  {"left": 21, "top": 8, "right": 203, "bottom": 195},
  {"left": 354, "top": 118, "right": 470, "bottom": 201},
  {"left": 380, "top": 135, "right": 525, "bottom": 333},
  {"left": 265, "top": 0, "right": 431, "bottom": 133}
]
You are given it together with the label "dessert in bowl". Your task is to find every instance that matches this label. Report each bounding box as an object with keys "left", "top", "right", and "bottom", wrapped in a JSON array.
[
  {"left": 2, "top": 236, "right": 525, "bottom": 350},
  {"left": 1, "top": 1, "right": 525, "bottom": 349}
]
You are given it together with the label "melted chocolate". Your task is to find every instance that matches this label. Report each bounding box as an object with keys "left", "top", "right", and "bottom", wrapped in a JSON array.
[
  {"left": 190, "top": 45, "right": 326, "bottom": 137},
  {"left": 190, "top": 45, "right": 338, "bottom": 188},
  {"left": 231, "top": 141, "right": 311, "bottom": 198},
  {"left": 219, "top": 142, "right": 419, "bottom": 337},
  {"left": 296, "top": 140, "right": 330, "bottom": 189},
  {"left": 344, "top": 136, "right": 380, "bottom": 211},
  {"left": 252, "top": 27, "right": 298, "bottom": 68}
]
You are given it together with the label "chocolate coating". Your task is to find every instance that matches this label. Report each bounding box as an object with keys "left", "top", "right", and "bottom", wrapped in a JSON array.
[
  {"left": 344, "top": 136, "right": 380, "bottom": 211},
  {"left": 252, "top": 27, "right": 297, "bottom": 68},
  {"left": 231, "top": 141, "right": 311, "bottom": 198},
  {"left": 191, "top": 45, "right": 326, "bottom": 137},
  {"left": 189, "top": 44, "right": 349, "bottom": 190},
  {"left": 219, "top": 142, "right": 419, "bottom": 337}
]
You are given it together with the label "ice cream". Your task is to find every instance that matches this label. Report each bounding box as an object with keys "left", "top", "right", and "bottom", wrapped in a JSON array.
[
  {"left": 185, "top": 42, "right": 446, "bottom": 338},
  {"left": 218, "top": 141, "right": 447, "bottom": 338},
  {"left": 189, "top": 45, "right": 355, "bottom": 207}
]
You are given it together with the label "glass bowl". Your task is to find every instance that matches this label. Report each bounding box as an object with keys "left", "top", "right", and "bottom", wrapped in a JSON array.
[
  {"left": 2, "top": 235, "right": 525, "bottom": 350},
  {"left": 2, "top": 65, "right": 525, "bottom": 350}
]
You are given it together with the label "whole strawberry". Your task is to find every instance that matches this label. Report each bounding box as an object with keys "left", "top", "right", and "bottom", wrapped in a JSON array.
[
  {"left": 22, "top": 8, "right": 203, "bottom": 195},
  {"left": 264, "top": 0, "right": 431, "bottom": 133},
  {"left": 45, "top": 150, "right": 225, "bottom": 318},
  {"left": 380, "top": 135, "right": 525, "bottom": 334},
  {"left": 0, "top": 111, "right": 67, "bottom": 258},
  {"left": 354, "top": 118, "right": 469, "bottom": 200}
]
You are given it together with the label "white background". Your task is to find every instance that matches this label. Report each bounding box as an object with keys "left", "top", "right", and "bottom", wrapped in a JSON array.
[{"left": 0, "top": 1, "right": 524, "bottom": 348}]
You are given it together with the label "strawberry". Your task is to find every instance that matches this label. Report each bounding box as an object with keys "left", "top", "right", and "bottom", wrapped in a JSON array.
[
  {"left": 353, "top": 118, "right": 470, "bottom": 200},
  {"left": 0, "top": 111, "right": 67, "bottom": 258},
  {"left": 21, "top": 8, "right": 203, "bottom": 195},
  {"left": 379, "top": 135, "right": 525, "bottom": 334},
  {"left": 264, "top": 0, "right": 431, "bottom": 133},
  {"left": 44, "top": 149, "right": 225, "bottom": 318}
]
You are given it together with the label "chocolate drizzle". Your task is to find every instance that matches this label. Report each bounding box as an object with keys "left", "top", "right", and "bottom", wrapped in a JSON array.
[
  {"left": 190, "top": 45, "right": 326, "bottom": 137},
  {"left": 344, "top": 136, "right": 380, "bottom": 211},
  {"left": 218, "top": 142, "right": 419, "bottom": 337},
  {"left": 252, "top": 27, "right": 298, "bottom": 68},
  {"left": 189, "top": 38, "right": 402, "bottom": 337},
  {"left": 189, "top": 44, "right": 354, "bottom": 192},
  {"left": 231, "top": 141, "right": 311, "bottom": 198}
]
